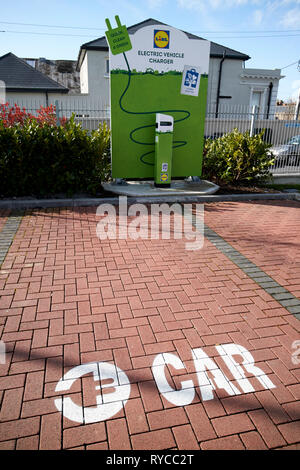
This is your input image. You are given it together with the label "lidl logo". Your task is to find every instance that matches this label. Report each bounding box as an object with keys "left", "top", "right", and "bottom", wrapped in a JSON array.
[{"left": 154, "top": 30, "right": 170, "bottom": 49}]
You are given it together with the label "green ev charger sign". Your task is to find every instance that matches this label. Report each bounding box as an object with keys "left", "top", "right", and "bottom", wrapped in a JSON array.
[
  {"left": 105, "top": 17, "right": 210, "bottom": 179},
  {"left": 105, "top": 16, "right": 132, "bottom": 55}
]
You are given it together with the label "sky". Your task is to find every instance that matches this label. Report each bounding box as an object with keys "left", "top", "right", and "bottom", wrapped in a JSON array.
[{"left": 1, "top": 0, "right": 300, "bottom": 102}]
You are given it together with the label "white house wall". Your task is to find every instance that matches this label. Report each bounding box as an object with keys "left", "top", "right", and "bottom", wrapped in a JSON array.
[
  {"left": 85, "top": 50, "right": 109, "bottom": 100},
  {"left": 241, "top": 76, "right": 280, "bottom": 109},
  {"left": 80, "top": 53, "right": 89, "bottom": 94},
  {"left": 219, "top": 59, "right": 249, "bottom": 106},
  {"left": 206, "top": 57, "right": 219, "bottom": 106},
  {"left": 5, "top": 92, "right": 48, "bottom": 109},
  {"left": 207, "top": 58, "right": 249, "bottom": 107}
]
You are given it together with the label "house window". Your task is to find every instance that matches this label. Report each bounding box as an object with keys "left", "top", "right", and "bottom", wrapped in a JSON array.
[{"left": 251, "top": 91, "right": 262, "bottom": 110}]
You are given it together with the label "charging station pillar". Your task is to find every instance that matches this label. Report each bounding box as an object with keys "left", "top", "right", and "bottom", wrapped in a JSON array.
[{"left": 154, "top": 113, "right": 174, "bottom": 187}]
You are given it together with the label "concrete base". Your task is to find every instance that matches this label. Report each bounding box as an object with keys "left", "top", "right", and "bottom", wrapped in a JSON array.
[
  {"left": 270, "top": 173, "right": 300, "bottom": 185},
  {"left": 102, "top": 179, "right": 220, "bottom": 197}
]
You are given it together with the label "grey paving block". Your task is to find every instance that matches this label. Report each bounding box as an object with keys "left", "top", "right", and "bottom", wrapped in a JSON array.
[
  {"left": 287, "top": 306, "right": 300, "bottom": 314},
  {"left": 251, "top": 277, "right": 275, "bottom": 284},
  {"left": 228, "top": 255, "right": 246, "bottom": 261},
  {"left": 265, "top": 287, "right": 288, "bottom": 294},
  {"left": 0, "top": 212, "right": 23, "bottom": 267},
  {"left": 235, "top": 262, "right": 256, "bottom": 268},
  {"left": 273, "top": 293, "right": 296, "bottom": 301},
  {"left": 240, "top": 266, "right": 260, "bottom": 271},
  {"left": 259, "top": 281, "right": 281, "bottom": 289},
  {"left": 280, "top": 299, "right": 300, "bottom": 307}
]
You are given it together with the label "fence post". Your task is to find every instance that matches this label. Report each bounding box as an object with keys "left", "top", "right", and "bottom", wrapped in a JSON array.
[
  {"left": 294, "top": 89, "right": 300, "bottom": 121},
  {"left": 250, "top": 105, "right": 257, "bottom": 137},
  {"left": 55, "top": 100, "right": 60, "bottom": 126}
]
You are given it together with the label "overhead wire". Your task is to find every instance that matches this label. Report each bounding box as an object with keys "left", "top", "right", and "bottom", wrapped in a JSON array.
[{"left": 1, "top": 20, "right": 300, "bottom": 38}]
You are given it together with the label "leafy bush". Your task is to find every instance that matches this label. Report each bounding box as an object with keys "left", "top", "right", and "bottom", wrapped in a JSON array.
[
  {"left": 0, "top": 115, "right": 111, "bottom": 197},
  {"left": 202, "top": 129, "right": 274, "bottom": 185},
  {"left": 0, "top": 102, "right": 66, "bottom": 127}
]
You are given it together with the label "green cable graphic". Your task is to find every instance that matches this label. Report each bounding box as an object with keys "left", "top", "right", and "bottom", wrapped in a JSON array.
[{"left": 119, "top": 52, "right": 191, "bottom": 166}]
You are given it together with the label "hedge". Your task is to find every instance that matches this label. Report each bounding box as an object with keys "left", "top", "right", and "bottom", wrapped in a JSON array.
[
  {"left": 202, "top": 128, "right": 274, "bottom": 185},
  {"left": 0, "top": 113, "right": 111, "bottom": 197}
]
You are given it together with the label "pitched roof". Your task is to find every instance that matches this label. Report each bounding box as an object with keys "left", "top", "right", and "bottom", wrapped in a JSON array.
[
  {"left": 0, "top": 53, "right": 69, "bottom": 93},
  {"left": 77, "top": 18, "right": 250, "bottom": 70}
]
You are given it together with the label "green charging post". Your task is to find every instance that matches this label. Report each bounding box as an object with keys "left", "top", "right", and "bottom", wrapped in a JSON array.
[
  {"left": 105, "top": 16, "right": 132, "bottom": 56},
  {"left": 154, "top": 113, "right": 174, "bottom": 187}
]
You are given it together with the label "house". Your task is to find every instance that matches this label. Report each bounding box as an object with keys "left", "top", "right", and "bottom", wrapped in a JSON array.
[
  {"left": 0, "top": 18, "right": 283, "bottom": 120},
  {"left": 76, "top": 18, "right": 283, "bottom": 114},
  {"left": 0, "top": 52, "right": 69, "bottom": 107}
]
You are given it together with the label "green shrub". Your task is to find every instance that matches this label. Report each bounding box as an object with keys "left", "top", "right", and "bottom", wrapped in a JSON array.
[
  {"left": 0, "top": 116, "right": 111, "bottom": 197},
  {"left": 202, "top": 129, "right": 274, "bottom": 185}
]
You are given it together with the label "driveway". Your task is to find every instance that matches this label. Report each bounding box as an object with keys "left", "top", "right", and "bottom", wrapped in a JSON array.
[{"left": 0, "top": 200, "right": 299, "bottom": 450}]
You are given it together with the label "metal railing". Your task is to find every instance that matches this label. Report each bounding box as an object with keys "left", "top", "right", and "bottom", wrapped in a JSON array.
[
  {"left": 3, "top": 98, "right": 300, "bottom": 175},
  {"left": 54, "top": 98, "right": 110, "bottom": 131},
  {"left": 205, "top": 104, "right": 300, "bottom": 175}
]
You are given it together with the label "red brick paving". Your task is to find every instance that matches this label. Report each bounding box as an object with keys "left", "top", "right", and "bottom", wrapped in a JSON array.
[
  {"left": 0, "top": 202, "right": 299, "bottom": 450},
  {"left": 204, "top": 200, "right": 300, "bottom": 298}
]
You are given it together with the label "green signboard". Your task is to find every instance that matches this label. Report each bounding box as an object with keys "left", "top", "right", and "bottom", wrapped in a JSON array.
[
  {"left": 107, "top": 20, "right": 211, "bottom": 179},
  {"left": 105, "top": 16, "right": 132, "bottom": 56}
]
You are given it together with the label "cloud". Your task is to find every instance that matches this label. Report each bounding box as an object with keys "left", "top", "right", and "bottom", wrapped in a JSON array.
[
  {"left": 146, "top": 0, "right": 161, "bottom": 8},
  {"left": 177, "top": 0, "right": 257, "bottom": 11},
  {"left": 177, "top": 0, "right": 300, "bottom": 13},
  {"left": 281, "top": 7, "right": 300, "bottom": 27},
  {"left": 253, "top": 9, "right": 263, "bottom": 24}
]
